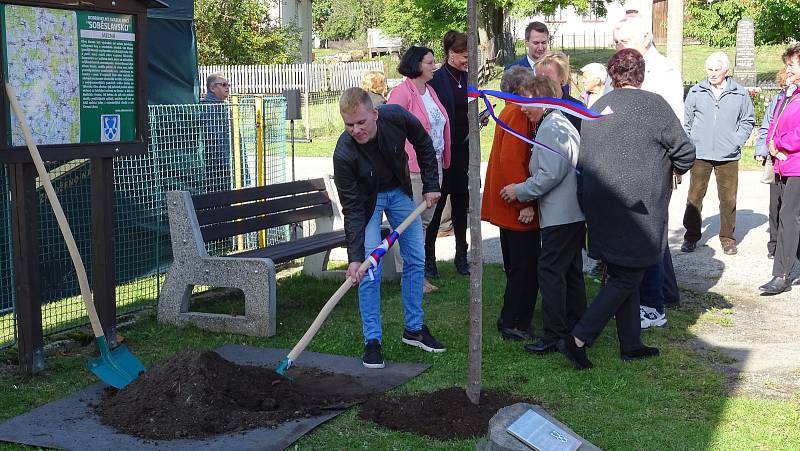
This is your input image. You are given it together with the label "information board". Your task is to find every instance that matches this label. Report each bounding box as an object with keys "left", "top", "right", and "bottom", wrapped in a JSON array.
[{"left": 1, "top": 4, "right": 137, "bottom": 146}]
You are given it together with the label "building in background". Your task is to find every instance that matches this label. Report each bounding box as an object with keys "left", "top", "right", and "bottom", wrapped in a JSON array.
[{"left": 510, "top": 0, "right": 666, "bottom": 49}]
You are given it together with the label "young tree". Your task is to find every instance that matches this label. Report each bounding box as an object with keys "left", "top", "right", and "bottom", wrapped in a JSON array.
[{"left": 194, "top": 0, "right": 300, "bottom": 65}]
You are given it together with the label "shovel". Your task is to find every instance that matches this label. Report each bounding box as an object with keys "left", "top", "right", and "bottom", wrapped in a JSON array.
[
  {"left": 5, "top": 82, "right": 145, "bottom": 389},
  {"left": 276, "top": 201, "right": 428, "bottom": 375}
]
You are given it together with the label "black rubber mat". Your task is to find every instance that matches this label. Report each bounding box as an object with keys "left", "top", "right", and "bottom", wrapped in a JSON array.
[{"left": 0, "top": 345, "right": 429, "bottom": 450}]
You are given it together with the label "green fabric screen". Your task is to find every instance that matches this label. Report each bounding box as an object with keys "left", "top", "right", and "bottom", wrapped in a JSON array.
[{"left": 147, "top": 1, "right": 198, "bottom": 104}]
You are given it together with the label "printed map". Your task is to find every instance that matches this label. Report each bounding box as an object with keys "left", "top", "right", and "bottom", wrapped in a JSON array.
[{"left": 5, "top": 5, "right": 80, "bottom": 146}]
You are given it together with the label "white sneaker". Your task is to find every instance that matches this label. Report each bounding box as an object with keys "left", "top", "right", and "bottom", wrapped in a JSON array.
[{"left": 640, "top": 306, "right": 667, "bottom": 329}]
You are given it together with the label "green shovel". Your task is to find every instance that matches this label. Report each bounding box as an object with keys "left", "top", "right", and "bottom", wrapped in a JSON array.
[{"left": 6, "top": 82, "right": 145, "bottom": 389}]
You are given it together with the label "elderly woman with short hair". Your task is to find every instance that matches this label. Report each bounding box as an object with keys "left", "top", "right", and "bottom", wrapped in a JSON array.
[
  {"left": 534, "top": 52, "right": 583, "bottom": 131},
  {"left": 557, "top": 48, "right": 695, "bottom": 369},
  {"left": 481, "top": 66, "right": 540, "bottom": 341},
  {"left": 361, "top": 70, "right": 389, "bottom": 106},
  {"left": 499, "top": 75, "right": 587, "bottom": 355}
]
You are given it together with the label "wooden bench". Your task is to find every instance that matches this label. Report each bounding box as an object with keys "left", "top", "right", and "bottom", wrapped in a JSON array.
[{"left": 158, "top": 176, "right": 384, "bottom": 337}]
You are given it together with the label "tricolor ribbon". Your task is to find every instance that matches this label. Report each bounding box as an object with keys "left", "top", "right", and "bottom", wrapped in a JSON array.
[
  {"left": 366, "top": 230, "right": 400, "bottom": 281},
  {"left": 468, "top": 87, "right": 611, "bottom": 171}
]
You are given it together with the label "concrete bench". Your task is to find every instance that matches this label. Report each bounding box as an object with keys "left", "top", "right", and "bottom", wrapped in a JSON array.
[{"left": 157, "top": 177, "right": 397, "bottom": 337}]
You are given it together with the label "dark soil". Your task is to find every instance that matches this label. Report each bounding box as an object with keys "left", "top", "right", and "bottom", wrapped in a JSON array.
[
  {"left": 96, "top": 349, "right": 373, "bottom": 440},
  {"left": 359, "top": 387, "right": 534, "bottom": 441}
]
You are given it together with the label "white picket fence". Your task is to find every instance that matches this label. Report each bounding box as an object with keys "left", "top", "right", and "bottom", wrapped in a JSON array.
[{"left": 198, "top": 61, "right": 385, "bottom": 95}]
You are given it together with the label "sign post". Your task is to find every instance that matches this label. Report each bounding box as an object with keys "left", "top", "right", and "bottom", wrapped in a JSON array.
[{"left": 0, "top": 0, "right": 164, "bottom": 374}]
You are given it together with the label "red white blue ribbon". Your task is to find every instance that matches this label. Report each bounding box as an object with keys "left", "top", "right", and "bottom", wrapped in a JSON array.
[
  {"left": 468, "top": 87, "right": 610, "bottom": 171},
  {"left": 366, "top": 230, "right": 400, "bottom": 281}
]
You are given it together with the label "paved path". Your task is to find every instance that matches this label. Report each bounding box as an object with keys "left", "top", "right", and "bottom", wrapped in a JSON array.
[{"left": 294, "top": 157, "right": 798, "bottom": 400}]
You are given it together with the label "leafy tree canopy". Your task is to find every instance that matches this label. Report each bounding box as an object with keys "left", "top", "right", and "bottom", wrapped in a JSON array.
[
  {"left": 684, "top": 0, "right": 800, "bottom": 46},
  {"left": 312, "top": 0, "right": 384, "bottom": 42},
  {"left": 380, "top": 0, "right": 612, "bottom": 49},
  {"left": 195, "top": 0, "right": 300, "bottom": 65}
]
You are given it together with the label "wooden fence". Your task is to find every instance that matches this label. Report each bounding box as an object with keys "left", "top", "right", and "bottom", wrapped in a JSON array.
[{"left": 199, "top": 61, "right": 385, "bottom": 95}]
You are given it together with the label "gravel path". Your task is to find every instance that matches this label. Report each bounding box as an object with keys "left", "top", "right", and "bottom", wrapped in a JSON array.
[{"left": 296, "top": 157, "right": 798, "bottom": 400}]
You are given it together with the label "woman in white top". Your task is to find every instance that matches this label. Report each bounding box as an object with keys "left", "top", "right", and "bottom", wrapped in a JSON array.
[{"left": 388, "top": 45, "right": 451, "bottom": 292}]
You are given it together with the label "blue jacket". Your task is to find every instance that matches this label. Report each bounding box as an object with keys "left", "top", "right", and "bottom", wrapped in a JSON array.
[
  {"left": 506, "top": 56, "right": 533, "bottom": 71},
  {"left": 684, "top": 77, "right": 755, "bottom": 161},
  {"left": 755, "top": 90, "right": 787, "bottom": 158}
]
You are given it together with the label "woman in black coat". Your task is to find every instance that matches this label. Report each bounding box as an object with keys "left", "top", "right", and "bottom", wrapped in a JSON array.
[
  {"left": 557, "top": 49, "right": 696, "bottom": 370},
  {"left": 426, "top": 30, "right": 471, "bottom": 276}
]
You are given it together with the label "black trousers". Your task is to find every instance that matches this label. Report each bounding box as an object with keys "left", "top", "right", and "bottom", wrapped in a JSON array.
[
  {"left": 499, "top": 228, "right": 541, "bottom": 331},
  {"left": 772, "top": 176, "right": 800, "bottom": 276},
  {"left": 768, "top": 181, "right": 780, "bottom": 254},
  {"left": 426, "top": 191, "right": 469, "bottom": 256},
  {"left": 572, "top": 263, "right": 645, "bottom": 353},
  {"left": 539, "top": 222, "right": 587, "bottom": 343}
]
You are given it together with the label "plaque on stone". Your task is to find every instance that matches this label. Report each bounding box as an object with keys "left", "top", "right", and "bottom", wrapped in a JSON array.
[{"left": 734, "top": 18, "right": 757, "bottom": 87}]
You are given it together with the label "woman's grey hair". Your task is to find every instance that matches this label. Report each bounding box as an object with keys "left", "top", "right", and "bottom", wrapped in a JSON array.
[
  {"left": 501, "top": 66, "right": 537, "bottom": 96},
  {"left": 581, "top": 63, "right": 607, "bottom": 84}
]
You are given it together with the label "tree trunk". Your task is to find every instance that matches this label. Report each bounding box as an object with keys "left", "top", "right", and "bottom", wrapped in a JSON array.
[
  {"left": 666, "top": 0, "right": 684, "bottom": 74},
  {"left": 466, "top": 0, "right": 483, "bottom": 406}
]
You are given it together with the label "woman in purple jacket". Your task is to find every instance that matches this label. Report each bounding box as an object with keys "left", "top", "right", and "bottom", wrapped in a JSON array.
[{"left": 758, "top": 44, "right": 800, "bottom": 294}]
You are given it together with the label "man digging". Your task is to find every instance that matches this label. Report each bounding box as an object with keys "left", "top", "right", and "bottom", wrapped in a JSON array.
[{"left": 333, "top": 87, "right": 446, "bottom": 369}]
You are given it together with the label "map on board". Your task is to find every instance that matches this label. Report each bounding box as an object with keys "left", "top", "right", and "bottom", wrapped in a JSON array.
[
  {"left": 4, "top": 5, "right": 81, "bottom": 146},
  {"left": 2, "top": 4, "right": 137, "bottom": 147}
]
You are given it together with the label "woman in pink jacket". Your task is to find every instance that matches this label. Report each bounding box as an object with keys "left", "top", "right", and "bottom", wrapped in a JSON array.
[
  {"left": 759, "top": 44, "right": 800, "bottom": 295},
  {"left": 388, "top": 46, "right": 451, "bottom": 292}
]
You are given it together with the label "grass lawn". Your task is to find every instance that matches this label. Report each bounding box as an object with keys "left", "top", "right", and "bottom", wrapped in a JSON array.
[{"left": 1, "top": 264, "right": 798, "bottom": 450}]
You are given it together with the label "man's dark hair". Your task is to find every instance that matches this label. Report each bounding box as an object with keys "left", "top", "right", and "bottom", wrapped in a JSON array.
[
  {"left": 397, "top": 46, "right": 434, "bottom": 79},
  {"left": 783, "top": 43, "right": 800, "bottom": 64},
  {"left": 443, "top": 30, "right": 468, "bottom": 55},
  {"left": 525, "top": 21, "right": 549, "bottom": 41},
  {"left": 607, "top": 48, "right": 645, "bottom": 88}
]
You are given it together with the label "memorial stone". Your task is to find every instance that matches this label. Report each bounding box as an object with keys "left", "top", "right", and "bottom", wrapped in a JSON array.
[{"left": 735, "top": 18, "right": 757, "bottom": 87}]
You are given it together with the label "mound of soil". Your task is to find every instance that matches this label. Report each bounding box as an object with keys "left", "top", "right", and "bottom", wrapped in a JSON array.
[
  {"left": 96, "top": 350, "right": 372, "bottom": 440},
  {"left": 359, "top": 387, "right": 534, "bottom": 441}
]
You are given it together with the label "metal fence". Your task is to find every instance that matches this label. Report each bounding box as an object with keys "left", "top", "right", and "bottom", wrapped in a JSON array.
[
  {"left": 0, "top": 97, "right": 287, "bottom": 350},
  {"left": 550, "top": 32, "right": 614, "bottom": 52}
]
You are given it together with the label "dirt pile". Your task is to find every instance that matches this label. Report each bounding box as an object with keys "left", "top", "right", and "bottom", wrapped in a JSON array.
[
  {"left": 359, "top": 387, "right": 533, "bottom": 441},
  {"left": 97, "top": 349, "right": 371, "bottom": 440}
]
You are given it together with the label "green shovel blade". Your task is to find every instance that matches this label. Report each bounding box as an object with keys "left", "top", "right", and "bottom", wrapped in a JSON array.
[{"left": 87, "top": 336, "right": 146, "bottom": 389}]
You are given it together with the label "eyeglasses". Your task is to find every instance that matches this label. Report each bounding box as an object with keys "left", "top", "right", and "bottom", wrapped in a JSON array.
[{"left": 214, "top": 82, "right": 230, "bottom": 87}]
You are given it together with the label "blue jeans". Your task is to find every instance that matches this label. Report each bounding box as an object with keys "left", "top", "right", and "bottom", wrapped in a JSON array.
[{"left": 359, "top": 188, "right": 425, "bottom": 343}]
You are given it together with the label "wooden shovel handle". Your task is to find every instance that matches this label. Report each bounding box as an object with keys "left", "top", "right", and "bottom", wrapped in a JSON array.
[
  {"left": 285, "top": 201, "right": 428, "bottom": 363},
  {"left": 5, "top": 82, "right": 105, "bottom": 339}
]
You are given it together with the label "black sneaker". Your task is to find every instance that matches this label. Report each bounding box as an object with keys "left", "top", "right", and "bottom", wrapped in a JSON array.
[
  {"left": 402, "top": 325, "right": 446, "bottom": 353},
  {"left": 362, "top": 339, "right": 385, "bottom": 369}
]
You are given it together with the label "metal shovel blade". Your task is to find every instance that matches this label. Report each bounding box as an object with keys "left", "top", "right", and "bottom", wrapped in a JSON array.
[{"left": 87, "top": 336, "right": 146, "bottom": 389}]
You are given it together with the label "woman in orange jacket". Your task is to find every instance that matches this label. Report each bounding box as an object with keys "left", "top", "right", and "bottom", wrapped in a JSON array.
[{"left": 481, "top": 66, "right": 540, "bottom": 340}]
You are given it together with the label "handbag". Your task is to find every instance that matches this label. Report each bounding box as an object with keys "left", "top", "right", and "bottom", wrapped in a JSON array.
[{"left": 760, "top": 157, "right": 775, "bottom": 184}]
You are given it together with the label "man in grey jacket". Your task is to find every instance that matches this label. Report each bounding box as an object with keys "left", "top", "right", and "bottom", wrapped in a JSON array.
[{"left": 681, "top": 52, "right": 756, "bottom": 255}]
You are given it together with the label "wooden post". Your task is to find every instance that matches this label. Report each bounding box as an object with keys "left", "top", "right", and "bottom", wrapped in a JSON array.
[
  {"left": 91, "top": 157, "right": 117, "bottom": 346},
  {"left": 10, "top": 163, "right": 44, "bottom": 374},
  {"left": 466, "top": 0, "right": 483, "bottom": 405}
]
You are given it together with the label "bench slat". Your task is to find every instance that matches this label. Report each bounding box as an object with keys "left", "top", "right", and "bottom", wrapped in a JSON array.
[
  {"left": 200, "top": 204, "right": 332, "bottom": 242},
  {"left": 233, "top": 230, "right": 347, "bottom": 264},
  {"left": 196, "top": 191, "right": 332, "bottom": 226},
  {"left": 191, "top": 178, "right": 327, "bottom": 209}
]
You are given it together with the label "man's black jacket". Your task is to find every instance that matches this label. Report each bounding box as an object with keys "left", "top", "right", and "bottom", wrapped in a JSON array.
[{"left": 333, "top": 104, "right": 439, "bottom": 263}]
